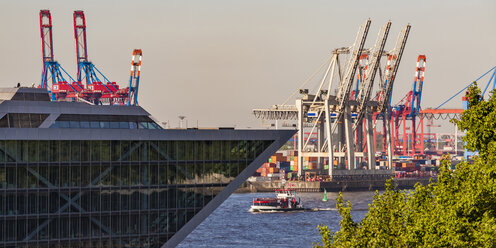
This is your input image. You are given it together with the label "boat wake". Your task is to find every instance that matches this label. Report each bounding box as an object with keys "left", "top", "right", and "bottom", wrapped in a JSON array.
[
  {"left": 308, "top": 207, "right": 337, "bottom": 212},
  {"left": 249, "top": 207, "right": 337, "bottom": 213},
  {"left": 249, "top": 207, "right": 368, "bottom": 213},
  {"left": 309, "top": 207, "right": 369, "bottom": 211}
]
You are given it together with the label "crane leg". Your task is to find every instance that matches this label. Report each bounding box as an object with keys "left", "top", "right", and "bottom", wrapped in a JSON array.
[{"left": 344, "top": 105, "right": 355, "bottom": 170}]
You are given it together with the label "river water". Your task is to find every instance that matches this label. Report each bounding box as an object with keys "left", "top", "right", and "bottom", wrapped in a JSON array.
[{"left": 178, "top": 191, "right": 376, "bottom": 247}]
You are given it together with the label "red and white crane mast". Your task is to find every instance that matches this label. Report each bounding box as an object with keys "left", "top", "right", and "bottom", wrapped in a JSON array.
[
  {"left": 128, "top": 49, "right": 142, "bottom": 106},
  {"left": 73, "top": 10, "right": 89, "bottom": 83},
  {"left": 40, "top": 10, "right": 54, "bottom": 72},
  {"left": 39, "top": 10, "right": 80, "bottom": 100}
]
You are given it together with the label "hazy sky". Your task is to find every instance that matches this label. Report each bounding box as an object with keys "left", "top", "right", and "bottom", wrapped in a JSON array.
[{"left": 0, "top": 0, "right": 495, "bottom": 128}]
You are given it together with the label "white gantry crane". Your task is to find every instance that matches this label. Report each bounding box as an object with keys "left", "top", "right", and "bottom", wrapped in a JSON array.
[{"left": 253, "top": 20, "right": 411, "bottom": 179}]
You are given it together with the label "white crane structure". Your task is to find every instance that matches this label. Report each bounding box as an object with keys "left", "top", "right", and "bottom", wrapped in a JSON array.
[{"left": 253, "top": 20, "right": 411, "bottom": 179}]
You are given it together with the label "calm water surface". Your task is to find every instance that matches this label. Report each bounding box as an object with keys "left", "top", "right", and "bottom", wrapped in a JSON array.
[{"left": 178, "top": 191, "right": 376, "bottom": 247}]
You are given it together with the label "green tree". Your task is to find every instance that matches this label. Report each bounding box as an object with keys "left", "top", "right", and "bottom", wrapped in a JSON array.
[{"left": 315, "top": 83, "right": 496, "bottom": 247}]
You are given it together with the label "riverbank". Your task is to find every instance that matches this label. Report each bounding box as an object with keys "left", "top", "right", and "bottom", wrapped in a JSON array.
[{"left": 236, "top": 177, "right": 434, "bottom": 193}]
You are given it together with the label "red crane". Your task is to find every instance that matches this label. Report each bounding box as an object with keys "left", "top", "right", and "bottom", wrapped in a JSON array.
[
  {"left": 39, "top": 10, "right": 82, "bottom": 100},
  {"left": 390, "top": 55, "right": 427, "bottom": 156},
  {"left": 38, "top": 9, "right": 142, "bottom": 105},
  {"left": 128, "top": 49, "right": 142, "bottom": 106}
]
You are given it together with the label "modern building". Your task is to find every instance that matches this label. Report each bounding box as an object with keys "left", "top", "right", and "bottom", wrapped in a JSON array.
[{"left": 0, "top": 87, "right": 295, "bottom": 248}]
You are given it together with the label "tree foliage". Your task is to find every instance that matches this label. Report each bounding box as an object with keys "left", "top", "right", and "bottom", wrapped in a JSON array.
[{"left": 315, "top": 83, "right": 496, "bottom": 247}]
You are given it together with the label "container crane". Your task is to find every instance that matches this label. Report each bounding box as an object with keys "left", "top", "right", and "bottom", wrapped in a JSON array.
[
  {"left": 128, "top": 49, "right": 142, "bottom": 106},
  {"left": 39, "top": 10, "right": 81, "bottom": 100},
  {"left": 253, "top": 20, "right": 411, "bottom": 178},
  {"left": 328, "top": 19, "right": 371, "bottom": 170},
  {"left": 375, "top": 24, "right": 410, "bottom": 166},
  {"left": 390, "top": 55, "right": 426, "bottom": 156},
  {"left": 353, "top": 21, "right": 391, "bottom": 169},
  {"left": 73, "top": 10, "right": 121, "bottom": 104},
  {"left": 354, "top": 20, "right": 391, "bottom": 128}
]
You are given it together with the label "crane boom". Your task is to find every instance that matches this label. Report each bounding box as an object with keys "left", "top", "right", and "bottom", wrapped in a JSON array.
[
  {"left": 40, "top": 10, "right": 55, "bottom": 89},
  {"left": 354, "top": 21, "right": 391, "bottom": 129},
  {"left": 40, "top": 10, "right": 54, "bottom": 67},
  {"left": 410, "top": 55, "right": 426, "bottom": 116},
  {"left": 333, "top": 19, "right": 371, "bottom": 128},
  {"left": 39, "top": 9, "right": 79, "bottom": 100},
  {"left": 73, "top": 10, "right": 88, "bottom": 83},
  {"left": 379, "top": 24, "right": 411, "bottom": 113}
]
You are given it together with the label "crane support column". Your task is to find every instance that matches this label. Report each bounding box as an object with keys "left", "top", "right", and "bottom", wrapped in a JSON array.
[
  {"left": 324, "top": 98, "right": 334, "bottom": 178},
  {"left": 344, "top": 105, "right": 355, "bottom": 169},
  {"left": 365, "top": 110, "right": 375, "bottom": 170},
  {"left": 296, "top": 99, "right": 303, "bottom": 177},
  {"left": 385, "top": 112, "right": 393, "bottom": 169},
  {"left": 317, "top": 116, "right": 325, "bottom": 170}
]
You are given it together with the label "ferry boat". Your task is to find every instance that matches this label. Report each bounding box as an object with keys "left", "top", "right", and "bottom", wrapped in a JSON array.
[{"left": 250, "top": 189, "right": 303, "bottom": 212}]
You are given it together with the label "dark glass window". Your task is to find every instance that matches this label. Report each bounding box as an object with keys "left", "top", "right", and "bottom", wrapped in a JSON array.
[
  {"left": 139, "top": 122, "right": 149, "bottom": 129},
  {"left": 50, "top": 120, "right": 161, "bottom": 129},
  {"left": 80, "top": 121, "right": 90, "bottom": 128},
  {"left": 119, "top": 121, "right": 129, "bottom": 129},
  {"left": 109, "top": 122, "right": 119, "bottom": 129},
  {"left": 69, "top": 121, "right": 80, "bottom": 128},
  {"left": 0, "top": 139, "right": 274, "bottom": 247},
  {"left": 90, "top": 121, "right": 100, "bottom": 128},
  {"left": 59, "top": 121, "right": 70, "bottom": 128},
  {"left": 100, "top": 121, "right": 110, "bottom": 129},
  {"left": 0, "top": 113, "right": 49, "bottom": 128},
  {"left": 50, "top": 121, "right": 59, "bottom": 128}
]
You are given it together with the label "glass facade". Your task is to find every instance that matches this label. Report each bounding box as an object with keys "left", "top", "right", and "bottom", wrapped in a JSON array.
[
  {"left": 49, "top": 121, "right": 161, "bottom": 129},
  {"left": 49, "top": 114, "right": 162, "bottom": 129},
  {"left": 0, "top": 139, "right": 273, "bottom": 248},
  {"left": 0, "top": 114, "right": 49, "bottom": 128}
]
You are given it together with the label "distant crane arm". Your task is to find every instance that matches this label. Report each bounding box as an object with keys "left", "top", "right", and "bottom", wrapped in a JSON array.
[
  {"left": 379, "top": 24, "right": 411, "bottom": 113},
  {"left": 354, "top": 21, "right": 391, "bottom": 129},
  {"left": 333, "top": 19, "right": 371, "bottom": 129},
  {"left": 128, "top": 49, "right": 142, "bottom": 106}
]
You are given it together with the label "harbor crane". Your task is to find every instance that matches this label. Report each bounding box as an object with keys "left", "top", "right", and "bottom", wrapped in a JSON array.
[
  {"left": 39, "top": 10, "right": 142, "bottom": 105},
  {"left": 73, "top": 10, "right": 125, "bottom": 105},
  {"left": 39, "top": 10, "right": 81, "bottom": 100},
  {"left": 128, "top": 49, "right": 142, "bottom": 106},
  {"left": 388, "top": 55, "right": 426, "bottom": 156},
  {"left": 253, "top": 20, "right": 411, "bottom": 179}
]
